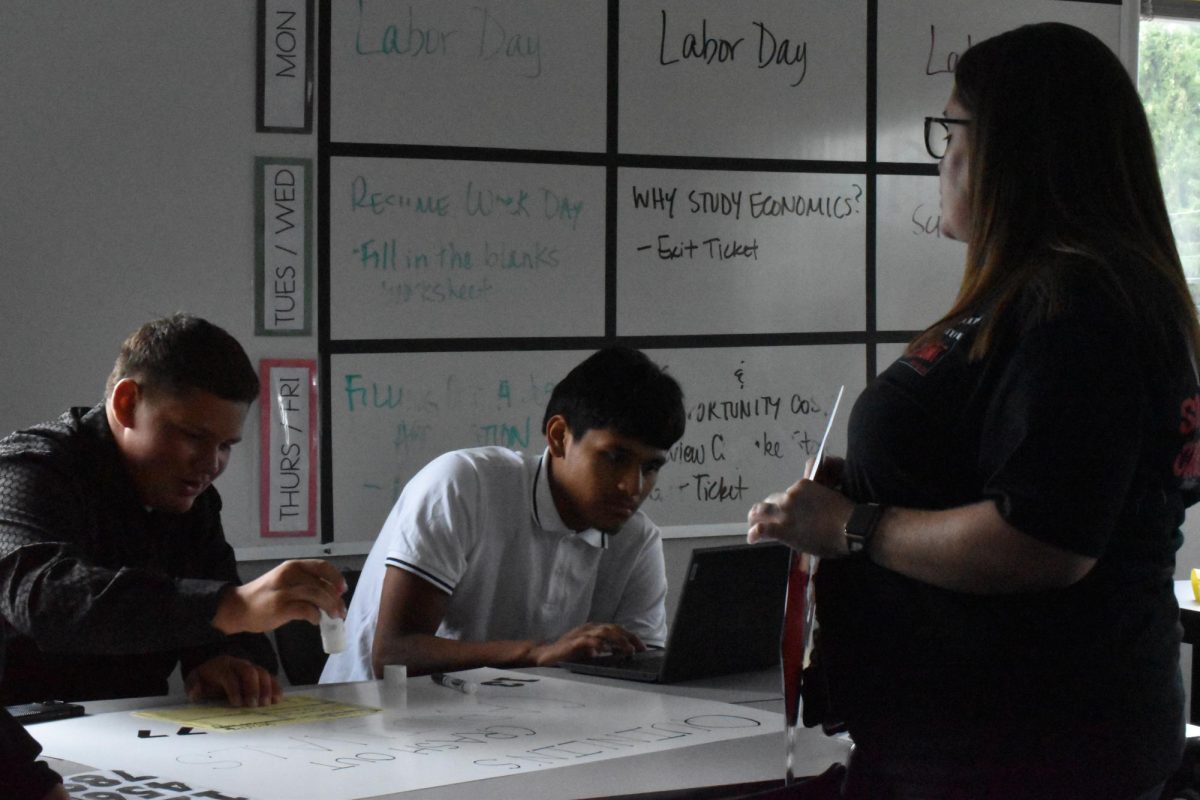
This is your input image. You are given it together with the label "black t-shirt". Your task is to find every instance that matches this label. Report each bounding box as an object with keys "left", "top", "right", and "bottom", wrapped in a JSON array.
[{"left": 815, "top": 275, "right": 1197, "bottom": 795}]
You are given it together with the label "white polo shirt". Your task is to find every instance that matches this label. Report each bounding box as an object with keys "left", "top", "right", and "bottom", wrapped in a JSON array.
[{"left": 320, "top": 446, "right": 668, "bottom": 683}]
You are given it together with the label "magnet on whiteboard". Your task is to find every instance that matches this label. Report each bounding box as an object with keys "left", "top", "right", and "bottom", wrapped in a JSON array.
[{"left": 319, "top": 609, "right": 347, "bottom": 654}]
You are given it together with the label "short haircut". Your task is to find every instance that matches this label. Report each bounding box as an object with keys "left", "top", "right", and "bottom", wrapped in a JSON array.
[
  {"left": 542, "top": 347, "right": 685, "bottom": 450},
  {"left": 104, "top": 313, "right": 259, "bottom": 404}
]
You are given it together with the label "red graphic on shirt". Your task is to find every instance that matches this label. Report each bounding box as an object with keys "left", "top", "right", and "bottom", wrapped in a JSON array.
[
  {"left": 1173, "top": 394, "right": 1200, "bottom": 479},
  {"left": 900, "top": 318, "right": 978, "bottom": 377},
  {"left": 900, "top": 341, "right": 948, "bottom": 377},
  {"left": 1181, "top": 395, "right": 1200, "bottom": 435}
]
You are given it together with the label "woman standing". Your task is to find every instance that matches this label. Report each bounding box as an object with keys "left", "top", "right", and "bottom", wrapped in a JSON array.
[{"left": 748, "top": 22, "right": 1199, "bottom": 799}]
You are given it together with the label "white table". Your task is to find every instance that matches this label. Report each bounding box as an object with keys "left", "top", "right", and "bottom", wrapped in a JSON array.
[
  {"left": 38, "top": 666, "right": 851, "bottom": 800},
  {"left": 1176, "top": 579, "right": 1200, "bottom": 725}
]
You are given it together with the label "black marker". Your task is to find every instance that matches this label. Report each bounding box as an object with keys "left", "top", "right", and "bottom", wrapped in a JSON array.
[
  {"left": 430, "top": 673, "right": 478, "bottom": 695},
  {"left": 6, "top": 700, "right": 85, "bottom": 724}
]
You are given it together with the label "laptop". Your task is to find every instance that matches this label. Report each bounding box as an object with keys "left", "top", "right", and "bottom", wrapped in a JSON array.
[{"left": 560, "top": 542, "right": 791, "bottom": 683}]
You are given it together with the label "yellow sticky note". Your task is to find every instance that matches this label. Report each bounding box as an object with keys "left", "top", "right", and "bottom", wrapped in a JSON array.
[
  {"left": 1191, "top": 568, "right": 1200, "bottom": 602},
  {"left": 133, "top": 695, "right": 378, "bottom": 732}
]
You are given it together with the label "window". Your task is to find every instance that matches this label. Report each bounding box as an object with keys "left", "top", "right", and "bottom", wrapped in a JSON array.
[{"left": 1138, "top": 7, "right": 1200, "bottom": 302}]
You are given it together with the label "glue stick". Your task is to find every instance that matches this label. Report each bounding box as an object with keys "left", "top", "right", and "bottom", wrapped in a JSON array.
[{"left": 319, "top": 609, "right": 347, "bottom": 654}]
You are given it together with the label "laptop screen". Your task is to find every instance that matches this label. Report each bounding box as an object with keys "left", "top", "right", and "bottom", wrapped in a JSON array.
[{"left": 562, "top": 541, "right": 791, "bottom": 682}]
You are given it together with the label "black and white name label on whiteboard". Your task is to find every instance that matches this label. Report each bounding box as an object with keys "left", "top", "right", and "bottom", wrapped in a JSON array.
[
  {"left": 330, "top": 1, "right": 607, "bottom": 150},
  {"left": 619, "top": 1, "right": 867, "bottom": 161},
  {"left": 260, "top": 359, "right": 318, "bottom": 538},
  {"left": 876, "top": 0, "right": 1123, "bottom": 163},
  {"left": 256, "top": 157, "right": 312, "bottom": 336},
  {"left": 329, "top": 347, "right": 865, "bottom": 542},
  {"left": 257, "top": 0, "right": 313, "bottom": 132},
  {"left": 617, "top": 169, "right": 867, "bottom": 336},
  {"left": 329, "top": 156, "right": 604, "bottom": 340}
]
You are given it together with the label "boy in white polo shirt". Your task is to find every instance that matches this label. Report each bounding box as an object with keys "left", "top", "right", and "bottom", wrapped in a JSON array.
[{"left": 320, "top": 347, "right": 686, "bottom": 682}]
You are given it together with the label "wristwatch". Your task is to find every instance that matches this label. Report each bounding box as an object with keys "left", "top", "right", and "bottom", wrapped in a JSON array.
[{"left": 844, "top": 502, "right": 886, "bottom": 555}]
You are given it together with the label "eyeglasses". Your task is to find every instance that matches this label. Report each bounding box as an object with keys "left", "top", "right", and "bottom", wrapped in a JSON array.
[{"left": 924, "top": 116, "right": 970, "bottom": 160}]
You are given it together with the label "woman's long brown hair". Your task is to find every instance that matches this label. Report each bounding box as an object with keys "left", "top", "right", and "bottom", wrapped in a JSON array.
[{"left": 909, "top": 22, "right": 1198, "bottom": 370}]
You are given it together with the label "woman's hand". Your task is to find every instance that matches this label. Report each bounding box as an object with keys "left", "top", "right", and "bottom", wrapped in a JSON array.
[
  {"left": 810, "top": 454, "right": 844, "bottom": 489},
  {"left": 746, "top": 475, "right": 854, "bottom": 558}
]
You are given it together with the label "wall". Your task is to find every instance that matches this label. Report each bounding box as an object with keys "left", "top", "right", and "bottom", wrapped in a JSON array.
[
  {"left": 0, "top": 2, "right": 314, "bottom": 553},
  {"left": 4, "top": 1, "right": 1198, "bottom": 614}
]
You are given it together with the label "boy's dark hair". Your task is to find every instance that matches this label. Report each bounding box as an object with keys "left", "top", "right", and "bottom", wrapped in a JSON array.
[
  {"left": 542, "top": 347, "right": 685, "bottom": 450},
  {"left": 104, "top": 313, "right": 259, "bottom": 404}
]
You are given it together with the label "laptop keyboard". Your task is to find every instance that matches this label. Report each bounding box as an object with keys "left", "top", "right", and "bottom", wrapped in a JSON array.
[{"left": 575, "top": 649, "right": 667, "bottom": 675}]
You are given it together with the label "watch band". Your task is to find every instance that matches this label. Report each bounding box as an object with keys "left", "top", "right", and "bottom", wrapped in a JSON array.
[{"left": 844, "top": 502, "right": 886, "bottom": 555}]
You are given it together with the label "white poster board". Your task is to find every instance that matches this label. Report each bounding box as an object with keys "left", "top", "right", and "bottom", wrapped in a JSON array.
[{"left": 38, "top": 670, "right": 783, "bottom": 800}]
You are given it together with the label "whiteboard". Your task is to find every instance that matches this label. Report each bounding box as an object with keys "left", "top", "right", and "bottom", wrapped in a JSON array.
[
  {"left": 329, "top": 346, "right": 865, "bottom": 544},
  {"left": 616, "top": 168, "right": 866, "bottom": 336},
  {"left": 877, "top": 341, "right": 910, "bottom": 368},
  {"left": 619, "top": 0, "right": 867, "bottom": 160},
  {"left": 875, "top": 173, "right": 963, "bottom": 330},
  {"left": 330, "top": 1, "right": 607, "bottom": 150},
  {"left": 329, "top": 156, "right": 605, "bottom": 340},
  {"left": 643, "top": 345, "right": 864, "bottom": 528},
  {"left": 0, "top": 1, "right": 1141, "bottom": 559},
  {"left": 330, "top": 349, "right": 582, "bottom": 542},
  {"left": 876, "top": 0, "right": 1124, "bottom": 162}
]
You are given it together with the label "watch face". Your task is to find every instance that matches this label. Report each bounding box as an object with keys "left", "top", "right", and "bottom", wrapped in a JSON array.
[{"left": 846, "top": 504, "right": 875, "bottom": 536}]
